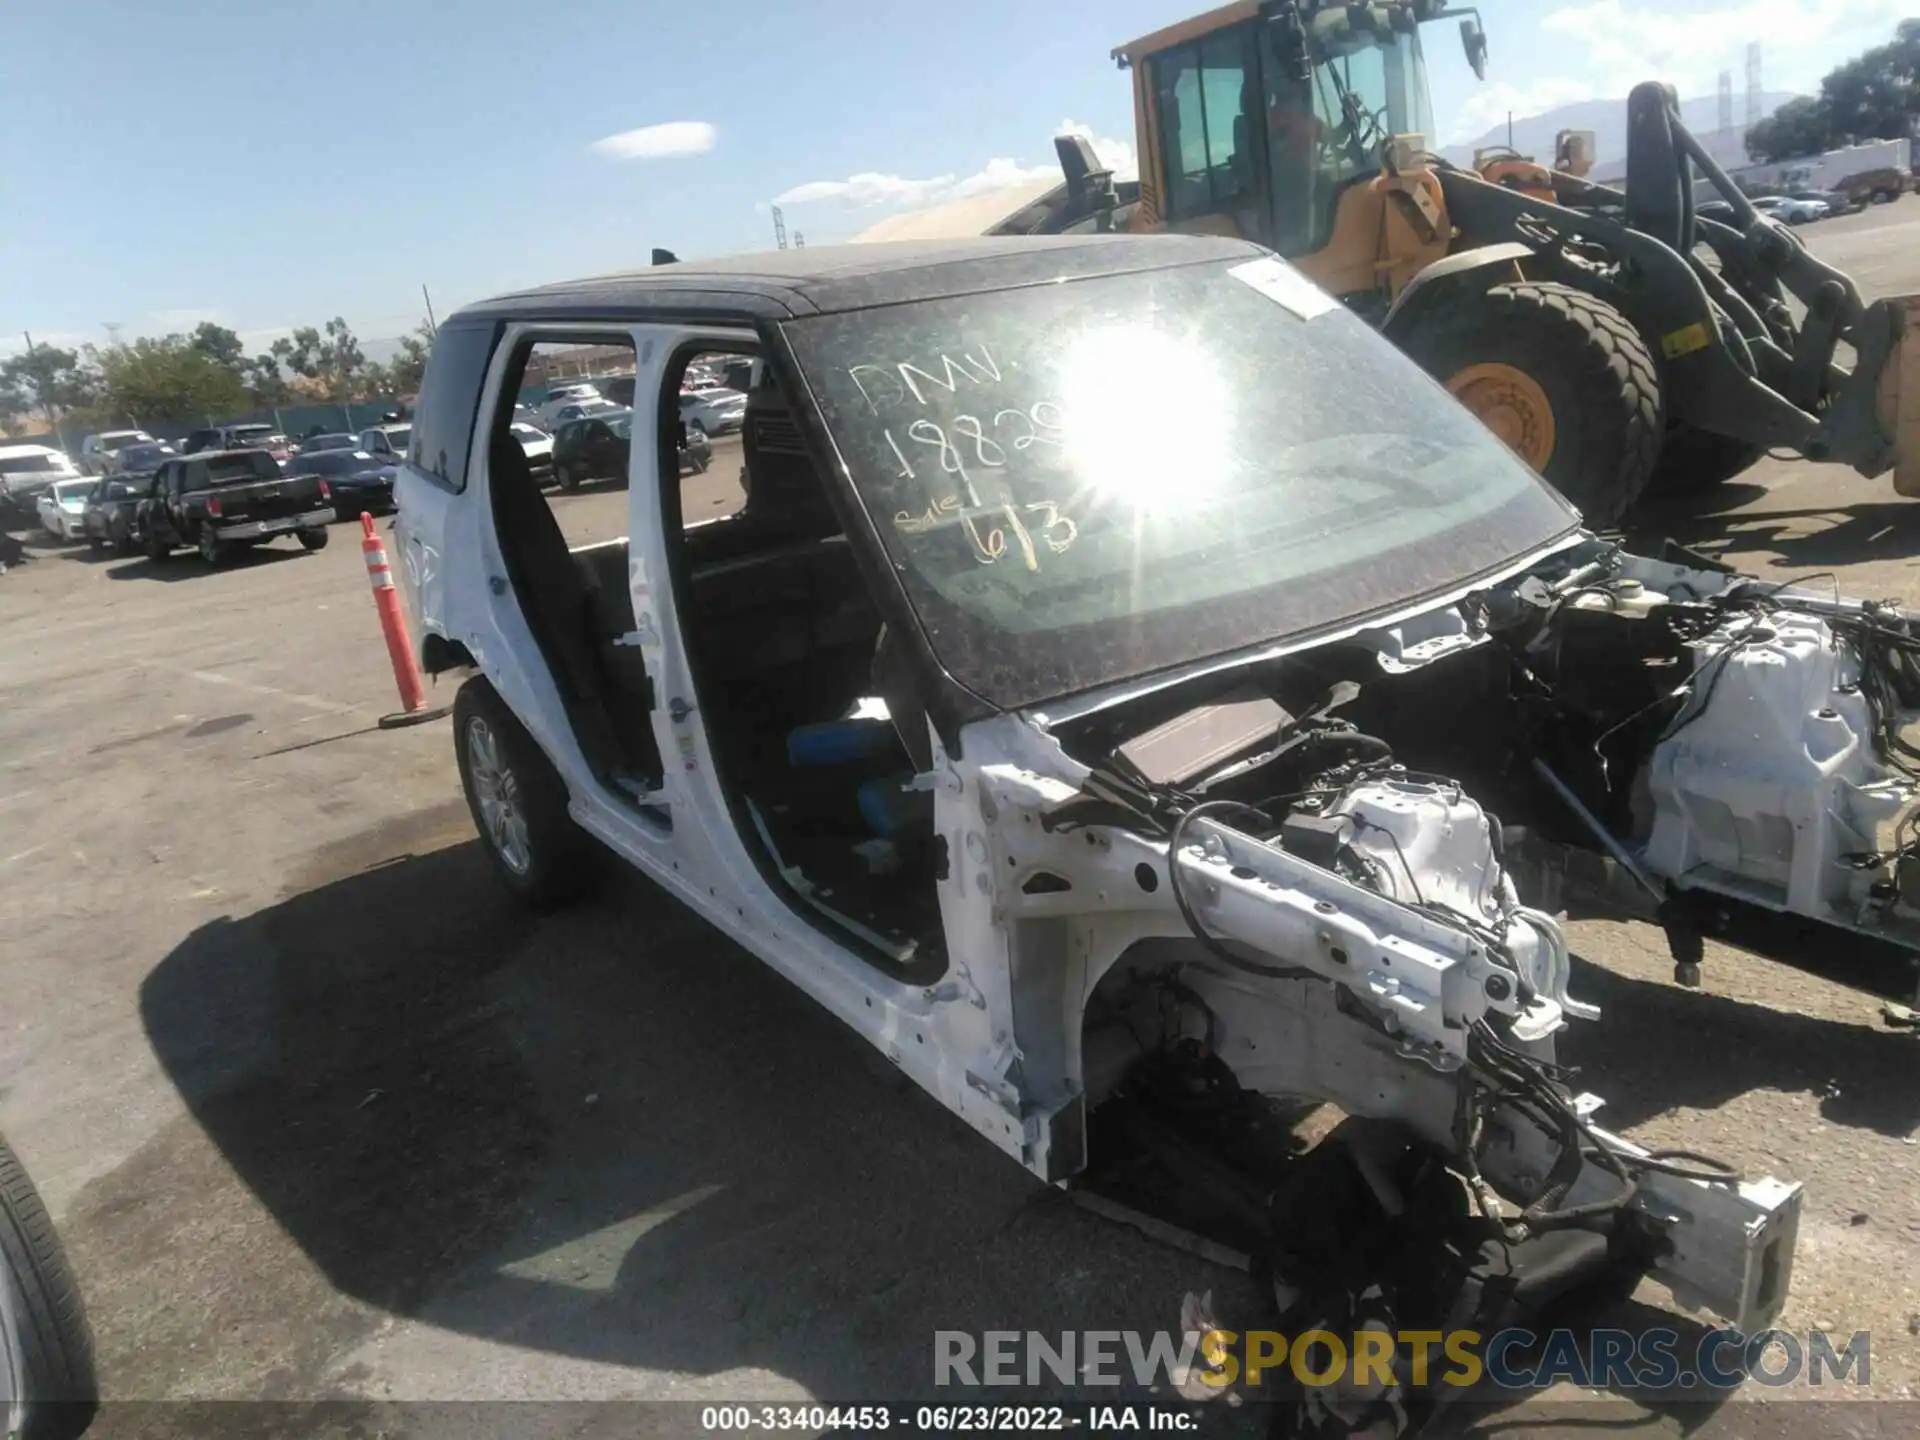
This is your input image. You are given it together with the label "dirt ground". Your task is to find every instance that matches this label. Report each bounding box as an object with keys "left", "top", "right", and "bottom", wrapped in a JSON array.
[{"left": 6, "top": 211, "right": 1920, "bottom": 1436}]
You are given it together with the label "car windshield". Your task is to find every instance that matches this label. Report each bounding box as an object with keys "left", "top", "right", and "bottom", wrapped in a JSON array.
[
  {"left": 120, "top": 444, "right": 169, "bottom": 466},
  {"left": 604, "top": 413, "right": 634, "bottom": 440},
  {"left": 53, "top": 480, "right": 94, "bottom": 503},
  {"left": 381, "top": 426, "right": 412, "bottom": 446},
  {"left": 304, "top": 434, "right": 357, "bottom": 450},
  {"left": 101, "top": 433, "right": 147, "bottom": 451},
  {"left": 0, "top": 452, "right": 62, "bottom": 475},
  {"left": 101, "top": 480, "right": 144, "bottom": 500},
  {"left": 786, "top": 260, "right": 1577, "bottom": 708}
]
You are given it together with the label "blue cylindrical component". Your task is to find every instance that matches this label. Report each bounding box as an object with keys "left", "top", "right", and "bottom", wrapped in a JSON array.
[
  {"left": 858, "top": 775, "right": 934, "bottom": 837},
  {"left": 787, "top": 719, "right": 900, "bottom": 770}
]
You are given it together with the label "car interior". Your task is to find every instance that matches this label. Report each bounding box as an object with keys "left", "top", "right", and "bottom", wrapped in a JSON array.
[
  {"left": 655, "top": 345, "right": 946, "bottom": 976},
  {"left": 485, "top": 333, "right": 945, "bottom": 974}
]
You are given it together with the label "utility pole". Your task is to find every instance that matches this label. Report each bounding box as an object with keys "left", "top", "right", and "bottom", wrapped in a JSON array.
[
  {"left": 421, "top": 283, "right": 438, "bottom": 336},
  {"left": 1506, "top": 111, "right": 1514, "bottom": 150},
  {"left": 771, "top": 205, "right": 789, "bottom": 250}
]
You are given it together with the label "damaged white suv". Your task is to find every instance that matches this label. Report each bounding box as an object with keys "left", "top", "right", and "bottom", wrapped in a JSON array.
[{"left": 396, "top": 237, "right": 1862, "bottom": 1360}]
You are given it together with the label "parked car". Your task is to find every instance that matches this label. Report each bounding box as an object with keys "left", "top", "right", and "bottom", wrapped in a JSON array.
[
  {"left": 680, "top": 422, "right": 711, "bottom": 475},
  {"left": 295, "top": 432, "right": 362, "bottom": 455},
  {"left": 80, "top": 475, "right": 149, "bottom": 553},
  {"left": 295, "top": 447, "right": 397, "bottom": 519},
  {"left": 549, "top": 410, "right": 632, "bottom": 491},
  {"left": 1787, "top": 187, "right": 1852, "bottom": 214},
  {"left": 678, "top": 387, "right": 747, "bottom": 438},
  {"left": 181, "top": 422, "right": 287, "bottom": 462},
  {"left": 357, "top": 424, "right": 412, "bottom": 464},
  {"left": 113, "top": 440, "right": 177, "bottom": 479},
  {"left": 1751, "top": 193, "right": 1828, "bottom": 224},
  {"left": 79, "top": 429, "right": 155, "bottom": 475},
  {"left": 394, "top": 238, "right": 1813, "bottom": 1345},
  {"left": 35, "top": 477, "right": 96, "bottom": 540},
  {"left": 541, "top": 397, "right": 623, "bottom": 432},
  {"left": 137, "top": 449, "right": 333, "bottom": 565},
  {"left": 0, "top": 442, "right": 82, "bottom": 510},
  {"left": 510, "top": 421, "right": 554, "bottom": 482},
  {"left": 600, "top": 375, "right": 637, "bottom": 408}
]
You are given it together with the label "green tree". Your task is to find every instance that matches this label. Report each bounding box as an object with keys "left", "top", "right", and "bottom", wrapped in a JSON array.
[
  {"left": 92, "top": 336, "right": 249, "bottom": 424},
  {"left": 1748, "top": 20, "right": 1920, "bottom": 160},
  {"left": 188, "top": 321, "right": 247, "bottom": 374},
  {"left": 1746, "top": 96, "right": 1832, "bottom": 162},
  {"left": 383, "top": 320, "right": 435, "bottom": 396},
  {"left": 270, "top": 316, "right": 370, "bottom": 399},
  {"left": 0, "top": 344, "right": 98, "bottom": 424}
]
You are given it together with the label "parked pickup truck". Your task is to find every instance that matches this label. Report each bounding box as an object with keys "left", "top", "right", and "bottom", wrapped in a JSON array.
[{"left": 138, "top": 449, "right": 333, "bottom": 566}]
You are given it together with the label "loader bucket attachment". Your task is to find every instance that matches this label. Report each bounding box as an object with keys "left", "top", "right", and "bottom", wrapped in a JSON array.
[{"left": 1880, "top": 295, "right": 1920, "bottom": 497}]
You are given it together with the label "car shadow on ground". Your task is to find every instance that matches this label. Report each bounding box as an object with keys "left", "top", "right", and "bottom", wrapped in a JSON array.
[
  {"left": 101, "top": 544, "right": 315, "bottom": 582},
  {"left": 1563, "top": 955, "right": 1920, "bottom": 1137},
  {"left": 63, "top": 806, "right": 1753, "bottom": 1430}
]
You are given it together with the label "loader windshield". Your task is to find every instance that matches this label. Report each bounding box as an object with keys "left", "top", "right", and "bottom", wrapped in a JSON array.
[{"left": 787, "top": 258, "right": 1577, "bottom": 709}]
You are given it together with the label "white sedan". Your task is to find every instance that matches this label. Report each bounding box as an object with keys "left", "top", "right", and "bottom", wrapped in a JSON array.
[
  {"left": 1752, "top": 193, "right": 1829, "bottom": 225},
  {"left": 542, "top": 398, "right": 624, "bottom": 431},
  {"left": 679, "top": 387, "right": 747, "bottom": 438},
  {"left": 35, "top": 478, "right": 96, "bottom": 541}
]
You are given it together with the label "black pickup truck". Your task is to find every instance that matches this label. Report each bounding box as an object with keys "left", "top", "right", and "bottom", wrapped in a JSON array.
[{"left": 138, "top": 449, "right": 334, "bottom": 565}]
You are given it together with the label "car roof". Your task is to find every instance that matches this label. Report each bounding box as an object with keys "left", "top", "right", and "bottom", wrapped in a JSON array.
[
  {"left": 452, "top": 235, "right": 1261, "bottom": 328},
  {"left": 0, "top": 443, "right": 62, "bottom": 458},
  {"left": 176, "top": 448, "right": 276, "bottom": 462}
]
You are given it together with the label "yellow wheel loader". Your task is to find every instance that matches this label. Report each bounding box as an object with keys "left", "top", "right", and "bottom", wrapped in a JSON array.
[{"left": 991, "top": 0, "right": 1920, "bottom": 524}]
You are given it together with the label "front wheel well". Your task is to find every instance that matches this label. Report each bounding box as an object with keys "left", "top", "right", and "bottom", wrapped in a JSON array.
[{"left": 420, "top": 634, "right": 476, "bottom": 675}]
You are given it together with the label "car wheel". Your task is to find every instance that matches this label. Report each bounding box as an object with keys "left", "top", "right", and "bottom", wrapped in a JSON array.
[
  {"left": 115, "top": 536, "right": 137, "bottom": 557},
  {"left": 198, "top": 526, "right": 225, "bottom": 566},
  {"left": 297, "top": 528, "right": 329, "bottom": 551},
  {"left": 554, "top": 463, "right": 578, "bottom": 493},
  {"left": 693, "top": 452, "right": 711, "bottom": 474},
  {"left": 144, "top": 531, "right": 171, "bottom": 563},
  {"left": 0, "top": 1134, "right": 99, "bottom": 1440},
  {"left": 86, "top": 535, "right": 102, "bottom": 553},
  {"left": 690, "top": 420, "right": 709, "bottom": 438},
  {"left": 453, "top": 679, "right": 599, "bottom": 910}
]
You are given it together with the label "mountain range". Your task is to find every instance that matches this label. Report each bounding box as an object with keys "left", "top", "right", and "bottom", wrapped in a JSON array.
[{"left": 1441, "top": 90, "right": 1801, "bottom": 168}]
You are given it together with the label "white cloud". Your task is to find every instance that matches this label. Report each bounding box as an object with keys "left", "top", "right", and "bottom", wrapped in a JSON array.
[
  {"left": 587, "top": 120, "right": 717, "bottom": 161},
  {"left": 774, "top": 120, "right": 1136, "bottom": 215},
  {"left": 1540, "top": 0, "right": 1906, "bottom": 96},
  {"left": 1444, "top": 77, "right": 1594, "bottom": 145}
]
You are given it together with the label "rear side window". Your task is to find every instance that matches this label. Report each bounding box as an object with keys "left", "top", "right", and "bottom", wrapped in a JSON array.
[
  {"left": 198, "top": 452, "right": 276, "bottom": 486},
  {"left": 409, "top": 322, "right": 496, "bottom": 492}
]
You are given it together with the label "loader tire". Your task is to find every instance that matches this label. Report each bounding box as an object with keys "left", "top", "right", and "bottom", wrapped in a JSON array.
[
  {"left": 1400, "top": 281, "right": 1664, "bottom": 527},
  {"left": 1648, "top": 421, "right": 1765, "bottom": 493}
]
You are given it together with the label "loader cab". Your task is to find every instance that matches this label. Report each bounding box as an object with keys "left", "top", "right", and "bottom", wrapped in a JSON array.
[{"left": 1124, "top": 2, "right": 1437, "bottom": 276}]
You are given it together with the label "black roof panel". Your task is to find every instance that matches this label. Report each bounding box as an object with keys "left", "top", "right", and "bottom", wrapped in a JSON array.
[{"left": 451, "top": 235, "right": 1265, "bottom": 327}]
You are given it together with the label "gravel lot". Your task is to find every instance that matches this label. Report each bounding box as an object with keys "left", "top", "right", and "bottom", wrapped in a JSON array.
[{"left": 6, "top": 209, "right": 1920, "bottom": 1436}]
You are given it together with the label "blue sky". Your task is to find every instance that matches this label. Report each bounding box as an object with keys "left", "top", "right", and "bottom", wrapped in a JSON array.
[{"left": 0, "top": 0, "right": 1907, "bottom": 359}]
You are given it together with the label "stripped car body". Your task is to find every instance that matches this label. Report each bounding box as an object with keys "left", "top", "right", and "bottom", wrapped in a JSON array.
[{"left": 395, "top": 237, "right": 1882, "bottom": 1365}]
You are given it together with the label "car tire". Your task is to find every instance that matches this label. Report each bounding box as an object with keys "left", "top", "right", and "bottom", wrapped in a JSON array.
[
  {"left": 690, "top": 420, "right": 708, "bottom": 439},
  {"left": 1398, "top": 280, "right": 1664, "bottom": 527},
  {"left": 85, "top": 536, "right": 102, "bottom": 553},
  {"left": 554, "top": 463, "right": 578, "bottom": 493},
  {"left": 297, "top": 528, "right": 329, "bottom": 552},
  {"left": 197, "top": 526, "right": 225, "bottom": 567},
  {"left": 693, "top": 452, "right": 711, "bottom": 474},
  {"left": 0, "top": 1135, "right": 99, "bottom": 1440},
  {"left": 144, "top": 531, "right": 171, "bottom": 563},
  {"left": 453, "top": 679, "right": 600, "bottom": 910}
]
